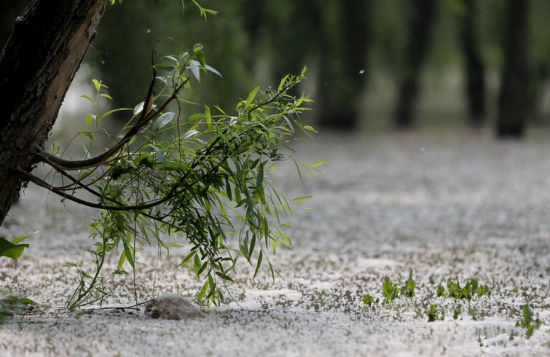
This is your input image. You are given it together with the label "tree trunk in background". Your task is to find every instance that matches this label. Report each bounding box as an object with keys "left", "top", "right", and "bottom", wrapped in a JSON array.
[
  {"left": 393, "top": 0, "right": 436, "bottom": 129},
  {"left": 242, "top": 0, "right": 264, "bottom": 55},
  {"left": 460, "top": 0, "right": 486, "bottom": 127},
  {"left": 0, "top": 0, "right": 108, "bottom": 225},
  {"left": 496, "top": 0, "right": 529, "bottom": 139},
  {"left": 317, "top": 0, "right": 371, "bottom": 130}
]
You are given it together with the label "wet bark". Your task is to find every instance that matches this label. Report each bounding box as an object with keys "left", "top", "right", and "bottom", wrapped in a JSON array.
[
  {"left": 394, "top": 0, "right": 437, "bottom": 129},
  {"left": 460, "top": 0, "right": 486, "bottom": 127},
  {"left": 0, "top": 0, "right": 108, "bottom": 225},
  {"left": 496, "top": 0, "right": 530, "bottom": 139}
]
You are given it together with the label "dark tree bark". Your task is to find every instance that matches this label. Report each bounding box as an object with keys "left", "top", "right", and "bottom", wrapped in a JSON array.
[
  {"left": 393, "top": 0, "right": 437, "bottom": 129},
  {"left": 460, "top": 0, "right": 486, "bottom": 127},
  {"left": 0, "top": 0, "right": 32, "bottom": 49},
  {"left": 0, "top": 0, "right": 108, "bottom": 225},
  {"left": 496, "top": 0, "right": 530, "bottom": 139},
  {"left": 242, "top": 0, "right": 265, "bottom": 52},
  {"left": 317, "top": 0, "right": 371, "bottom": 130}
]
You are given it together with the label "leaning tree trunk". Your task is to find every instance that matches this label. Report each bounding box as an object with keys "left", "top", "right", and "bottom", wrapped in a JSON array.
[
  {"left": 0, "top": 0, "right": 108, "bottom": 225},
  {"left": 394, "top": 0, "right": 436, "bottom": 129},
  {"left": 460, "top": 0, "right": 486, "bottom": 127},
  {"left": 496, "top": 0, "right": 530, "bottom": 139}
]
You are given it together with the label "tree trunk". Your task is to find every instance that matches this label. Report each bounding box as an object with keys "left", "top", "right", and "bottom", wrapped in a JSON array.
[
  {"left": 0, "top": 0, "right": 32, "bottom": 49},
  {"left": 460, "top": 0, "right": 486, "bottom": 127},
  {"left": 0, "top": 0, "right": 108, "bottom": 225},
  {"left": 393, "top": 0, "right": 436, "bottom": 129},
  {"left": 317, "top": 0, "right": 371, "bottom": 130},
  {"left": 496, "top": 0, "right": 530, "bottom": 139}
]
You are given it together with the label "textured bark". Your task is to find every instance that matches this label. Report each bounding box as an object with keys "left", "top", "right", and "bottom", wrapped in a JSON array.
[
  {"left": 394, "top": 0, "right": 437, "bottom": 129},
  {"left": 0, "top": 0, "right": 108, "bottom": 225},
  {"left": 496, "top": 0, "right": 530, "bottom": 139},
  {"left": 460, "top": 0, "right": 486, "bottom": 127}
]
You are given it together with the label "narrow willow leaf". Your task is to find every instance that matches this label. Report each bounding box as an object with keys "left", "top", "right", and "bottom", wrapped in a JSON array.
[
  {"left": 133, "top": 101, "right": 144, "bottom": 115},
  {"left": 311, "top": 160, "right": 327, "bottom": 167},
  {"left": 189, "top": 60, "right": 201, "bottom": 82},
  {"left": 80, "top": 131, "right": 93, "bottom": 141},
  {"left": 80, "top": 94, "right": 95, "bottom": 104},
  {"left": 253, "top": 250, "right": 263, "bottom": 278},
  {"left": 92, "top": 79, "right": 101, "bottom": 91},
  {"left": 291, "top": 196, "right": 311, "bottom": 203},
  {"left": 116, "top": 250, "right": 126, "bottom": 270},
  {"left": 215, "top": 272, "right": 234, "bottom": 282},
  {"left": 179, "top": 251, "right": 196, "bottom": 267},
  {"left": 205, "top": 64, "right": 222, "bottom": 77},
  {"left": 151, "top": 112, "right": 175, "bottom": 131},
  {"left": 246, "top": 86, "right": 260, "bottom": 106},
  {"left": 11, "top": 231, "right": 37, "bottom": 244},
  {"left": 198, "top": 280, "right": 209, "bottom": 302},
  {"left": 85, "top": 114, "right": 95, "bottom": 126},
  {"left": 123, "top": 238, "right": 134, "bottom": 268}
]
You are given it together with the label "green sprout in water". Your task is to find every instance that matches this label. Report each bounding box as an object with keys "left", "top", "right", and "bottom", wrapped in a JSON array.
[
  {"left": 382, "top": 276, "right": 400, "bottom": 304},
  {"left": 517, "top": 302, "right": 541, "bottom": 338},
  {"left": 400, "top": 269, "right": 416, "bottom": 297},
  {"left": 427, "top": 304, "right": 444, "bottom": 322}
]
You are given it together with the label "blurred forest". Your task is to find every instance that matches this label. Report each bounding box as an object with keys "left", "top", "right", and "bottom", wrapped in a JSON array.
[{"left": 3, "top": 0, "right": 550, "bottom": 139}]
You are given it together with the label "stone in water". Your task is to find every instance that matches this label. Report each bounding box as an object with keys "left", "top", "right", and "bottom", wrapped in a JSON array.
[{"left": 145, "top": 294, "right": 201, "bottom": 320}]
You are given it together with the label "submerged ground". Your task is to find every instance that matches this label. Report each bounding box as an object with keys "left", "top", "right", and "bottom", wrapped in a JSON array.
[{"left": 1, "top": 130, "right": 549, "bottom": 356}]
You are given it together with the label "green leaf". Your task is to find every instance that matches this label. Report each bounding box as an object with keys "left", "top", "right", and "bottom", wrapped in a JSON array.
[
  {"left": 0, "top": 237, "right": 29, "bottom": 260},
  {"left": 198, "top": 280, "right": 209, "bottom": 302},
  {"left": 246, "top": 86, "right": 260, "bottom": 106},
  {"left": 311, "top": 160, "right": 327, "bottom": 168},
  {"left": 151, "top": 112, "right": 176, "bottom": 131},
  {"left": 92, "top": 79, "right": 101, "bottom": 91},
  {"left": 150, "top": 145, "right": 166, "bottom": 166},
  {"left": 133, "top": 102, "right": 144, "bottom": 115},
  {"left": 253, "top": 250, "right": 263, "bottom": 278},
  {"left": 97, "top": 107, "right": 132, "bottom": 122},
  {"left": 303, "top": 125, "right": 318, "bottom": 133},
  {"left": 291, "top": 196, "right": 311, "bottom": 203},
  {"left": 80, "top": 131, "right": 93, "bottom": 141},
  {"left": 85, "top": 114, "right": 96, "bottom": 126},
  {"left": 189, "top": 60, "right": 201, "bottom": 82},
  {"left": 205, "top": 64, "right": 222, "bottom": 77},
  {"left": 123, "top": 238, "right": 134, "bottom": 268},
  {"left": 215, "top": 272, "right": 234, "bottom": 282},
  {"left": 80, "top": 94, "right": 95, "bottom": 104},
  {"left": 11, "top": 231, "right": 37, "bottom": 244},
  {"left": 100, "top": 93, "right": 113, "bottom": 100},
  {"left": 116, "top": 250, "right": 126, "bottom": 270}
]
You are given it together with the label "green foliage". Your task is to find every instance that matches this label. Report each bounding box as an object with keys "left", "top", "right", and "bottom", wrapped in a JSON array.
[
  {"left": 361, "top": 294, "right": 375, "bottom": 307},
  {"left": 400, "top": 269, "right": 416, "bottom": 297},
  {"left": 0, "top": 294, "right": 37, "bottom": 323},
  {"left": 438, "top": 278, "right": 490, "bottom": 300},
  {"left": 0, "top": 232, "right": 36, "bottom": 260},
  {"left": 517, "top": 302, "right": 541, "bottom": 339},
  {"left": 436, "top": 283, "right": 447, "bottom": 297},
  {"left": 61, "top": 46, "right": 313, "bottom": 309},
  {"left": 427, "top": 304, "right": 444, "bottom": 322},
  {"left": 382, "top": 276, "right": 399, "bottom": 304}
]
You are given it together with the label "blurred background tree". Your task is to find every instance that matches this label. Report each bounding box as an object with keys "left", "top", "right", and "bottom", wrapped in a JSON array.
[{"left": 3, "top": 0, "right": 550, "bottom": 139}]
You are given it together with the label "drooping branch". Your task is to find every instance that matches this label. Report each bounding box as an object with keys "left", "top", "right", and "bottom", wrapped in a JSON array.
[{"left": 36, "top": 70, "right": 189, "bottom": 170}]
